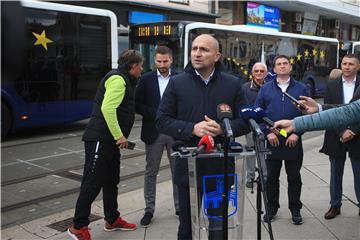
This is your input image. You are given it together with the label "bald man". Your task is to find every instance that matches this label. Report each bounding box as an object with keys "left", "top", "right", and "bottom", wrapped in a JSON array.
[{"left": 156, "top": 34, "right": 249, "bottom": 239}]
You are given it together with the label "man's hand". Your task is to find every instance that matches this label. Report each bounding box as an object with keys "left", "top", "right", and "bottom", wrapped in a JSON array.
[
  {"left": 340, "top": 129, "right": 355, "bottom": 143},
  {"left": 192, "top": 115, "right": 223, "bottom": 137},
  {"left": 285, "top": 133, "right": 299, "bottom": 148},
  {"left": 267, "top": 132, "right": 279, "bottom": 147},
  {"left": 298, "top": 96, "right": 319, "bottom": 114},
  {"left": 116, "top": 136, "right": 128, "bottom": 149},
  {"left": 274, "top": 120, "right": 295, "bottom": 134}
]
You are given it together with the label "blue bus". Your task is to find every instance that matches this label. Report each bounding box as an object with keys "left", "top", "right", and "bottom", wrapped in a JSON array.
[
  {"left": 1, "top": 0, "right": 118, "bottom": 139},
  {"left": 130, "top": 21, "right": 339, "bottom": 97}
]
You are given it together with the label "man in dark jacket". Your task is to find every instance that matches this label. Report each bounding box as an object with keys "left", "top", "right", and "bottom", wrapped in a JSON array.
[
  {"left": 135, "top": 46, "right": 179, "bottom": 226},
  {"left": 255, "top": 55, "right": 308, "bottom": 225},
  {"left": 68, "top": 50, "right": 143, "bottom": 240},
  {"left": 243, "top": 62, "right": 267, "bottom": 188},
  {"left": 320, "top": 54, "right": 360, "bottom": 220},
  {"left": 156, "top": 34, "right": 249, "bottom": 240}
]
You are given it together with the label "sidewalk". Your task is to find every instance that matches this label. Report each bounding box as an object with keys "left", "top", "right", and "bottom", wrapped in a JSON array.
[{"left": 3, "top": 134, "right": 360, "bottom": 240}]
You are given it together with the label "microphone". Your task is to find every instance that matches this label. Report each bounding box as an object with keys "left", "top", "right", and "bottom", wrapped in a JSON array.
[
  {"left": 192, "top": 135, "right": 215, "bottom": 157},
  {"left": 217, "top": 104, "right": 234, "bottom": 139},
  {"left": 239, "top": 107, "right": 264, "bottom": 138},
  {"left": 172, "top": 140, "right": 190, "bottom": 155},
  {"left": 253, "top": 107, "right": 287, "bottom": 138}
]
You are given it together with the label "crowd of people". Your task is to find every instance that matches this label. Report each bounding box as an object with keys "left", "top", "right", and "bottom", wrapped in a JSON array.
[{"left": 65, "top": 35, "right": 360, "bottom": 240}]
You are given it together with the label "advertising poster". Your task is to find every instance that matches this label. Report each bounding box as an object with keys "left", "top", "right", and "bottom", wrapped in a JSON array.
[{"left": 246, "top": 2, "right": 280, "bottom": 30}]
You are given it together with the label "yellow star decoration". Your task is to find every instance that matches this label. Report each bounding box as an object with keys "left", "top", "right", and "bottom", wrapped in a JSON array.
[
  {"left": 296, "top": 53, "right": 302, "bottom": 61},
  {"left": 312, "top": 49, "right": 317, "bottom": 56},
  {"left": 249, "top": 75, "right": 253, "bottom": 80},
  {"left": 244, "top": 70, "right": 248, "bottom": 76},
  {"left": 304, "top": 49, "right": 310, "bottom": 57},
  {"left": 290, "top": 57, "right": 295, "bottom": 65},
  {"left": 32, "top": 30, "right": 53, "bottom": 50},
  {"left": 320, "top": 50, "right": 325, "bottom": 59}
]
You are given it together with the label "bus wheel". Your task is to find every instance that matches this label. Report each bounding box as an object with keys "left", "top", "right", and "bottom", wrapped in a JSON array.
[
  {"left": 305, "top": 80, "right": 315, "bottom": 97},
  {"left": 1, "top": 102, "right": 12, "bottom": 139}
]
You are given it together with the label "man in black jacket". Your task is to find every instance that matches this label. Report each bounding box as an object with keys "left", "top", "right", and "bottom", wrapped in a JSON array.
[
  {"left": 156, "top": 34, "right": 249, "bottom": 240},
  {"left": 135, "top": 46, "right": 179, "bottom": 226},
  {"left": 243, "top": 62, "right": 267, "bottom": 188},
  {"left": 320, "top": 54, "right": 360, "bottom": 220},
  {"left": 68, "top": 50, "right": 143, "bottom": 240}
]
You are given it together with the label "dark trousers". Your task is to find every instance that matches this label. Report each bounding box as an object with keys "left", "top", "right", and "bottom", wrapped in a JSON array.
[
  {"left": 73, "top": 141, "right": 120, "bottom": 229},
  {"left": 177, "top": 185, "right": 192, "bottom": 240},
  {"left": 266, "top": 158, "right": 303, "bottom": 211}
]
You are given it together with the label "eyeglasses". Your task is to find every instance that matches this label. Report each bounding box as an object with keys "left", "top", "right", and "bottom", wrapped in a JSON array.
[{"left": 254, "top": 69, "right": 265, "bottom": 73}]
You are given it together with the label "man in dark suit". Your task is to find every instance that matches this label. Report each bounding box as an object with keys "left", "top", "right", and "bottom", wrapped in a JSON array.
[
  {"left": 320, "top": 54, "right": 360, "bottom": 219},
  {"left": 135, "top": 46, "right": 179, "bottom": 227}
]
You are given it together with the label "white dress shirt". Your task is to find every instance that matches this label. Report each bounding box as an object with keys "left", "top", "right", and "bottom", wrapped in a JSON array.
[
  {"left": 157, "top": 69, "right": 171, "bottom": 99},
  {"left": 342, "top": 76, "right": 356, "bottom": 104}
]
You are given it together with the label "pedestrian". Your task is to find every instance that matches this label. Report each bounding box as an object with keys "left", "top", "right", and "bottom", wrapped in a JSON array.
[
  {"left": 156, "top": 34, "right": 249, "bottom": 240},
  {"left": 67, "top": 49, "right": 143, "bottom": 240},
  {"left": 243, "top": 62, "right": 267, "bottom": 188},
  {"left": 319, "top": 54, "right": 360, "bottom": 220},
  {"left": 135, "top": 46, "right": 180, "bottom": 227},
  {"left": 255, "top": 55, "right": 308, "bottom": 225}
]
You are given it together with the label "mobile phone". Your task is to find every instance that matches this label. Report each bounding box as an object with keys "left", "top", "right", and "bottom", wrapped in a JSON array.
[
  {"left": 127, "top": 141, "right": 136, "bottom": 150},
  {"left": 283, "top": 91, "right": 306, "bottom": 110}
]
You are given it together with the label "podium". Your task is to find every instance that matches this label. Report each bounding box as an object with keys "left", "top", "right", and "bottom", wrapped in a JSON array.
[{"left": 175, "top": 149, "right": 255, "bottom": 240}]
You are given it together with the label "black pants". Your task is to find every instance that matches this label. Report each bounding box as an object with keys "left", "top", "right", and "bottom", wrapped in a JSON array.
[
  {"left": 73, "top": 141, "right": 120, "bottom": 229},
  {"left": 266, "top": 158, "right": 303, "bottom": 211}
]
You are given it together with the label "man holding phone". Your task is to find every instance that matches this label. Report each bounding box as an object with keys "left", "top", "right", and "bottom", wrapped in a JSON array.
[{"left": 255, "top": 55, "right": 308, "bottom": 225}]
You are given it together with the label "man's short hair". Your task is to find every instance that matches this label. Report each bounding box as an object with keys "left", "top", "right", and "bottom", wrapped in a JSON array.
[
  {"left": 155, "top": 45, "right": 172, "bottom": 57},
  {"left": 118, "top": 49, "right": 143, "bottom": 71},
  {"left": 342, "top": 54, "right": 359, "bottom": 63},
  {"left": 273, "top": 55, "right": 290, "bottom": 66}
]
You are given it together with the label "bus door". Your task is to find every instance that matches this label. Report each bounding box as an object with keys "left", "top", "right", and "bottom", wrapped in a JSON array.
[{"left": 16, "top": 7, "right": 66, "bottom": 128}]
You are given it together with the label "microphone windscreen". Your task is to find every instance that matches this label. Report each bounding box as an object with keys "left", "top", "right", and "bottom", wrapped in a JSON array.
[
  {"left": 239, "top": 107, "right": 257, "bottom": 122},
  {"left": 217, "top": 104, "right": 232, "bottom": 120},
  {"left": 198, "top": 135, "right": 215, "bottom": 152}
]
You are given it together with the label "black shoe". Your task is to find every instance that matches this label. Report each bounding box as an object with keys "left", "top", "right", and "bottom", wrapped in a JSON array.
[
  {"left": 246, "top": 181, "right": 253, "bottom": 189},
  {"left": 263, "top": 209, "right": 277, "bottom": 223},
  {"left": 175, "top": 211, "right": 179, "bottom": 218},
  {"left": 291, "top": 209, "right": 303, "bottom": 225},
  {"left": 140, "top": 212, "right": 153, "bottom": 227}
]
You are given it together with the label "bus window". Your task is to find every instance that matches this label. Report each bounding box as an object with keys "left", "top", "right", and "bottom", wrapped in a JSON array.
[
  {"left": 130, "top": 21, "right": 338, "bottom": 96},
  {"left": 1, "top": 1, "right": 116, "bottom": 139}
]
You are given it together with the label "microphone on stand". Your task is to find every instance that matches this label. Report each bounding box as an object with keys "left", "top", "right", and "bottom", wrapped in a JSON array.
[
  {"left": 192, "top": 135, "right": 215, "bottom": 157},
  {"left": 239, "top": 107, "right": 264, "bottom": 138},
  {"left": 217, "top": 104, "right": 234, "bottom": 139},
  {"left": 253, "top": 107, "right": 287, "bottom": 138}
]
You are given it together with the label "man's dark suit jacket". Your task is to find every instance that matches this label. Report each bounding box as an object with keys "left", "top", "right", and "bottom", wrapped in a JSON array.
[
  {"left": 320, "top": 75, "right": 360, "bottom": 159},
  {"left": 135, "top": 70, "right": 176, "bottom": 145}
]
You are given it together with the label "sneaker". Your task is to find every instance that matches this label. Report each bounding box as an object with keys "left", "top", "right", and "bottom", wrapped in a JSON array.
[
  {"left": 291, "top": 210, "right": 303, "bottom": 225},
  {"left": 140, "top": 212, "right": 153, "bottom": 227},
  {"left": 67, "top": 225, "right": 91, "bottom": 240},
  {"left": 263, "top": 209, "right": 277, "bottom": 223},
  {"left": 104, "top": 217, "right": 137, "bottom": 231}
]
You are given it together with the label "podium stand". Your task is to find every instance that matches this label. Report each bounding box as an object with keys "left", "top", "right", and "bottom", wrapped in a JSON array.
[{"left": 175, "top": 149, "right": 254, "bottom": 240}]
